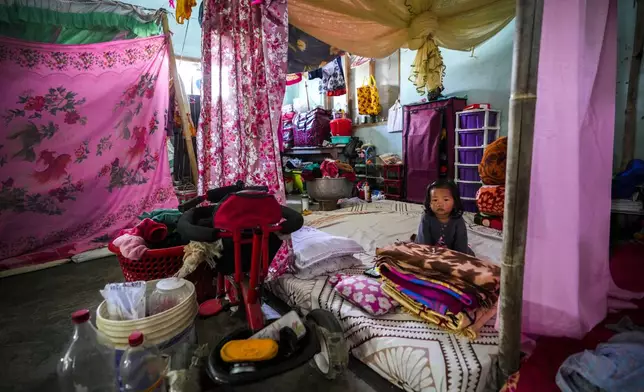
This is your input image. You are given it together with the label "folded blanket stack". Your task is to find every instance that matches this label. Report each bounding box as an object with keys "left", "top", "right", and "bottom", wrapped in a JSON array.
[{"left": 375, "top": 242, "right": 501, "bottom": 339}]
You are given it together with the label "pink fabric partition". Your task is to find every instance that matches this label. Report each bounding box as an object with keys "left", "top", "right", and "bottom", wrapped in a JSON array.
[
  {"left": 200, "top": 0, "right": 291, "bottom": 278},
  {"left": 521, "top": 0, "right": 617, "bottom": 338},
  {"left": 0, "top": 36, "right": 178, "bottom": 272}
]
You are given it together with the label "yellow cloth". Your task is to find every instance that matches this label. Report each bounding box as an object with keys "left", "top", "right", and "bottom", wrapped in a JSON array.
[
  {"left": 289, "top": 0, "right": 515, "bottom": 95},
  {"left": 176, "top": 0, "right": 197, "bottom": 24},
  {"left": 381, "top": 279, "right": 496, "bottom": 340}
]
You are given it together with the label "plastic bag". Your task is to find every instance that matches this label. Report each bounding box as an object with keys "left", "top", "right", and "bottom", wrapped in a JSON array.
[{"left": 99, "top": 281, "right": 146, "bottom": 320}]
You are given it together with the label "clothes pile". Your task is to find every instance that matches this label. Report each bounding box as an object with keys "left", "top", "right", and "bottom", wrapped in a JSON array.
[
  {"left": 557, "top": 330, "right": 644, "bottom": 392},
  {"left": 375, "top": 242, "right": 501, "bottom": 339},
  {"left": 475, "top": 136, "right": 507, "bottom": 231},
  {"left": 300, "top": 159, "right": 356, "bottom": 182},
  {"left": 112, "top": 209, "right": 187, "bottom": 260}
]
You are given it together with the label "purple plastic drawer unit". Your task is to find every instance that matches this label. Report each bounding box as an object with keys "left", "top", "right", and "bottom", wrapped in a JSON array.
[
  {"left": 458, "top": 182, "right": 482, "bottom": 199},
  {"left": 457, "top": 130, "right": 498, "bottom": 147},
  {"left": 459, "top": 111, "right": 498, "bottom": 129},
  {"left": 462, "top": 199, "right": 478, "bottom": 213},
  {"left": 457, "top": 166, "right": 481, "bottom": 182},
  {"left": 457, "top": 148, "right": 484, "bottom": 165}
]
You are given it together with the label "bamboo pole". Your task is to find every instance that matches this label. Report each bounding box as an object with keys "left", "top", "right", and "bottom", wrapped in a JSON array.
[
  {"left": 162, "top": 13, "right": 199, "bottom": 186},
  {"left": 497, "top": 0, "right": 544, "bottom": 384},
  {"left": 622, "top": 0, "right": 644, "bottom": 169}
]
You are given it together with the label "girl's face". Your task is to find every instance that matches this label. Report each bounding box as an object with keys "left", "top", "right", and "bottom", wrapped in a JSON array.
[{"left": 430, "top": 188, "right": 454, "bottom": 217}]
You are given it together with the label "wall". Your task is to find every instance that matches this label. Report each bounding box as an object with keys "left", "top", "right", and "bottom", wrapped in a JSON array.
[
  {"left": 354, "top": 20, "right": 515, "bottom": 156},
  {"left": 615, "top": 0, "right": 644, "bottom": 168}
]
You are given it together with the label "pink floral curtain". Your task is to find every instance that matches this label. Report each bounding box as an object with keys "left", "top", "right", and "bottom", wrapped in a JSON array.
[
  {"left": 0, "top": 36, "right": 178, "bottom": 272},
  {"left": 199, "top": 0, "right": 290, "bottom": 277}
]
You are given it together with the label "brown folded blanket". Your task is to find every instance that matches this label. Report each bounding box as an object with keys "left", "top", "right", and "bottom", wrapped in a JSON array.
[{"left": 375, "top": 242, "right": 501, "bottom": 294}]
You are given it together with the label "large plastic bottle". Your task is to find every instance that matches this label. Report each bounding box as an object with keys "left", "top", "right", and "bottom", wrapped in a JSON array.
[
  {"left": 57, "top": 309, "right": 116, "bottom": 392},
  {"left": 119, "top": 331, "right": 167, "bottom": 392}
]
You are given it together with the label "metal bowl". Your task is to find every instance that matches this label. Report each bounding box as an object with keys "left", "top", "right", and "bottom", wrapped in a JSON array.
[{"left": 306, "top": 178, "right": 353, "bottom": 202}]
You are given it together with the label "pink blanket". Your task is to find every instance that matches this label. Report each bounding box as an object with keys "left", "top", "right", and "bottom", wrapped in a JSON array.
[{"left": 0, "top": 35, "right": 178, "bottom": 272}]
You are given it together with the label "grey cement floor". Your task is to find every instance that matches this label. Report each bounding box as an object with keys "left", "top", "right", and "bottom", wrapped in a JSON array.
[{"left": 0, "top": 257, "right": 398, "bottom": 392}]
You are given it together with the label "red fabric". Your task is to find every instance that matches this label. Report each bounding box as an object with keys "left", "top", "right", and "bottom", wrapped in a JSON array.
[
  {"left": 514, "top": 241, "right": 644, "bottom": 391},
  {"left": 340, "top": 172, "right": 357, "bottom": 182},
  {"left": 610, "top": 242, "right": 644, "bottom": 292},
  {"left": 515, "top": 302, "right": 644, "bottom": 392},
  {"left": 327, "top": 88, "right": 346, "bottom": 97},
  {"left": 320, "top": 160, "right": 339, "bottom": 178},
  {"left": 120, "top": 218, "right": 167, "bottom": 243},
  {"left": 286, "top": 73, "right": 301, "bottom": 85},
  {"left": 214, "top": 192, "right": 282, "bottom": 231}
]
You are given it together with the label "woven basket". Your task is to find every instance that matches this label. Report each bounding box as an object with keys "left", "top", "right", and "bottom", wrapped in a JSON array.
[
  {"left": 96, "top": 279, "right": 198, "bottom": 350},
  {"left": 108, "top": 242, "right": 216, "bottom": 302}
]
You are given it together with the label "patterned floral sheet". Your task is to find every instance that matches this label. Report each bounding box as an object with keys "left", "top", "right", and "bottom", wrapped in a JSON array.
[{"left": 268, "top": 201, "right": 503, "bottom": 392}]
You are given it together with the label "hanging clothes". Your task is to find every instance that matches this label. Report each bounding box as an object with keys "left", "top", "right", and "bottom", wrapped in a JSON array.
[
  {"left": 176, "top": 0, "right": 197, "bottom": 24},
  {"left": 286, "top": 73, "right": 302, "bottom": 86},
  {"left": 350, "top": 55, "right": 371, "bottom": 68},
  {"left": 287, "top": 24, "right": 344, "bottom": 74},
  {"left": 200, "top": 0, "right": 292, "bottom": 279},
  {"left": 308, "top": 57, "right": 346, "bottom": 96}
]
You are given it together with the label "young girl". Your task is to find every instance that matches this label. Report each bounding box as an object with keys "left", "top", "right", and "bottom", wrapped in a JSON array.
[{"left": 415, "top": 179, "right": 474, "bottom": 255}]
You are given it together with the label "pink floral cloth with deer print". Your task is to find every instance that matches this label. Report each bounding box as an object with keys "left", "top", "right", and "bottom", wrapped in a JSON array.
[{"left": 0, "top": 36, "right": 177, "bottom": 271}]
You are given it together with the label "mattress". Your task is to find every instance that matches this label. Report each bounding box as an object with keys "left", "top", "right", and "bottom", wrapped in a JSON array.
[{"left": 268, "top": 201, "right": 504, "bottom": 392}]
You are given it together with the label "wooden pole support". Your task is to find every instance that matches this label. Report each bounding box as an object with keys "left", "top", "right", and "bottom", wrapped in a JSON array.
[
  {"left": 161, "top": 13, "right": 199, "bottom": 186},
  {"left": 497, "top": 0, "right": 544, "bottom": 385},
  {"left": 622, "top": 0, "right": 644, "bottom": 169}
]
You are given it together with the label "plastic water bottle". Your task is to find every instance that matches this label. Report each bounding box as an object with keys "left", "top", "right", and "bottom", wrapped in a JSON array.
[
  {"left": 57, "top": 309, "right": 116, "bottom": 392},
  {"left": 120, "top": 331, "right": 167, "bottom": 392}
]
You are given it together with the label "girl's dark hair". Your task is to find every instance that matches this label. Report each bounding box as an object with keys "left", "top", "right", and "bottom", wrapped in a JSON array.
[{"left": 423, "top": 179, "right": 464, "bottom": 218}]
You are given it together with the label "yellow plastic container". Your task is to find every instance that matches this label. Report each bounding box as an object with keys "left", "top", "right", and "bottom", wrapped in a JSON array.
[{"left": 220, "top": 339, "right": 279, "bottom": 363}]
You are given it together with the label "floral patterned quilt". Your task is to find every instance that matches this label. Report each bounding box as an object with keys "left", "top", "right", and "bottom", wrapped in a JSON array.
[{"left": 0, "top": 35, "right": 177, "bottom": 272}]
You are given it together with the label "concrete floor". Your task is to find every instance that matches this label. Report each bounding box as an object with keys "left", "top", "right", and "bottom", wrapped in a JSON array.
[{"left": 0, "top": 257, "right": 397, "bottom": 392}]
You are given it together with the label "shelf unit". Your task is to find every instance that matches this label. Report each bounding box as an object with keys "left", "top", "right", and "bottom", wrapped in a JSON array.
[{"left": 454, "top": 108, "right": 500, "bottom": 212}]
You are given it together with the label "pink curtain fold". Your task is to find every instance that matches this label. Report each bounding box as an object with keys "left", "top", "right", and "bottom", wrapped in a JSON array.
[
  {"left": 0, "top": 35, "right": 178, "bottom": 272},
  {"left": 199, "top": 0, "right": 291, "bottom": 278},
  {"left": 521, "top": 0, "right": 617, "bottom": 338}
]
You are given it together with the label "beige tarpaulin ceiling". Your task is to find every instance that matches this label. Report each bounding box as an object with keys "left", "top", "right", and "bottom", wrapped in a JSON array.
[{"left": 288, "top": 0, "right": 515, "bottom": 95}]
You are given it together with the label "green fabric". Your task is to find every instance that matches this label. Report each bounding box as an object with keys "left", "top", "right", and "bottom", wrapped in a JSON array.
[
  {"left": 138, "top": 209, "right": 183, "bottom": 227},
  {"left": 0, "top": 5, "right": 161, "bottom": 44}
]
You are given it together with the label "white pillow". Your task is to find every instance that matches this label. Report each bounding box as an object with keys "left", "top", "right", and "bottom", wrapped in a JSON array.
[
  {"left": 293, "top": 255, "right": 364, "bottom": 279},
  {"left": 292, "top": 226, "right": 365, "bottom": 269}
]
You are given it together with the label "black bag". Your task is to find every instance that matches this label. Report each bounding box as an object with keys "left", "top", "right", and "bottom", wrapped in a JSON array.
[{"left": 343, "top": 137, "right": 362, "bottom": 160}]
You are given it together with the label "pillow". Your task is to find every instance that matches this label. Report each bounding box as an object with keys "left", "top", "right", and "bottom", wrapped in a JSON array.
[
  {"left": 334, "top": 275, "right": 398, "bottom": 316},
  {"left": 327, "top": 273, "right": 348, "bottom": 287},
  {"left": 292, "top": 226, "right": 364, "bottom": 269},
  {"left": 293, "top": 255, "right": 363, "bottom": 279},
  {"left": 478, "top": 136, "right": 507, "bottom": 185},
  {"left": 476, "top": 185, "right": 505, "bottom": 216}
]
